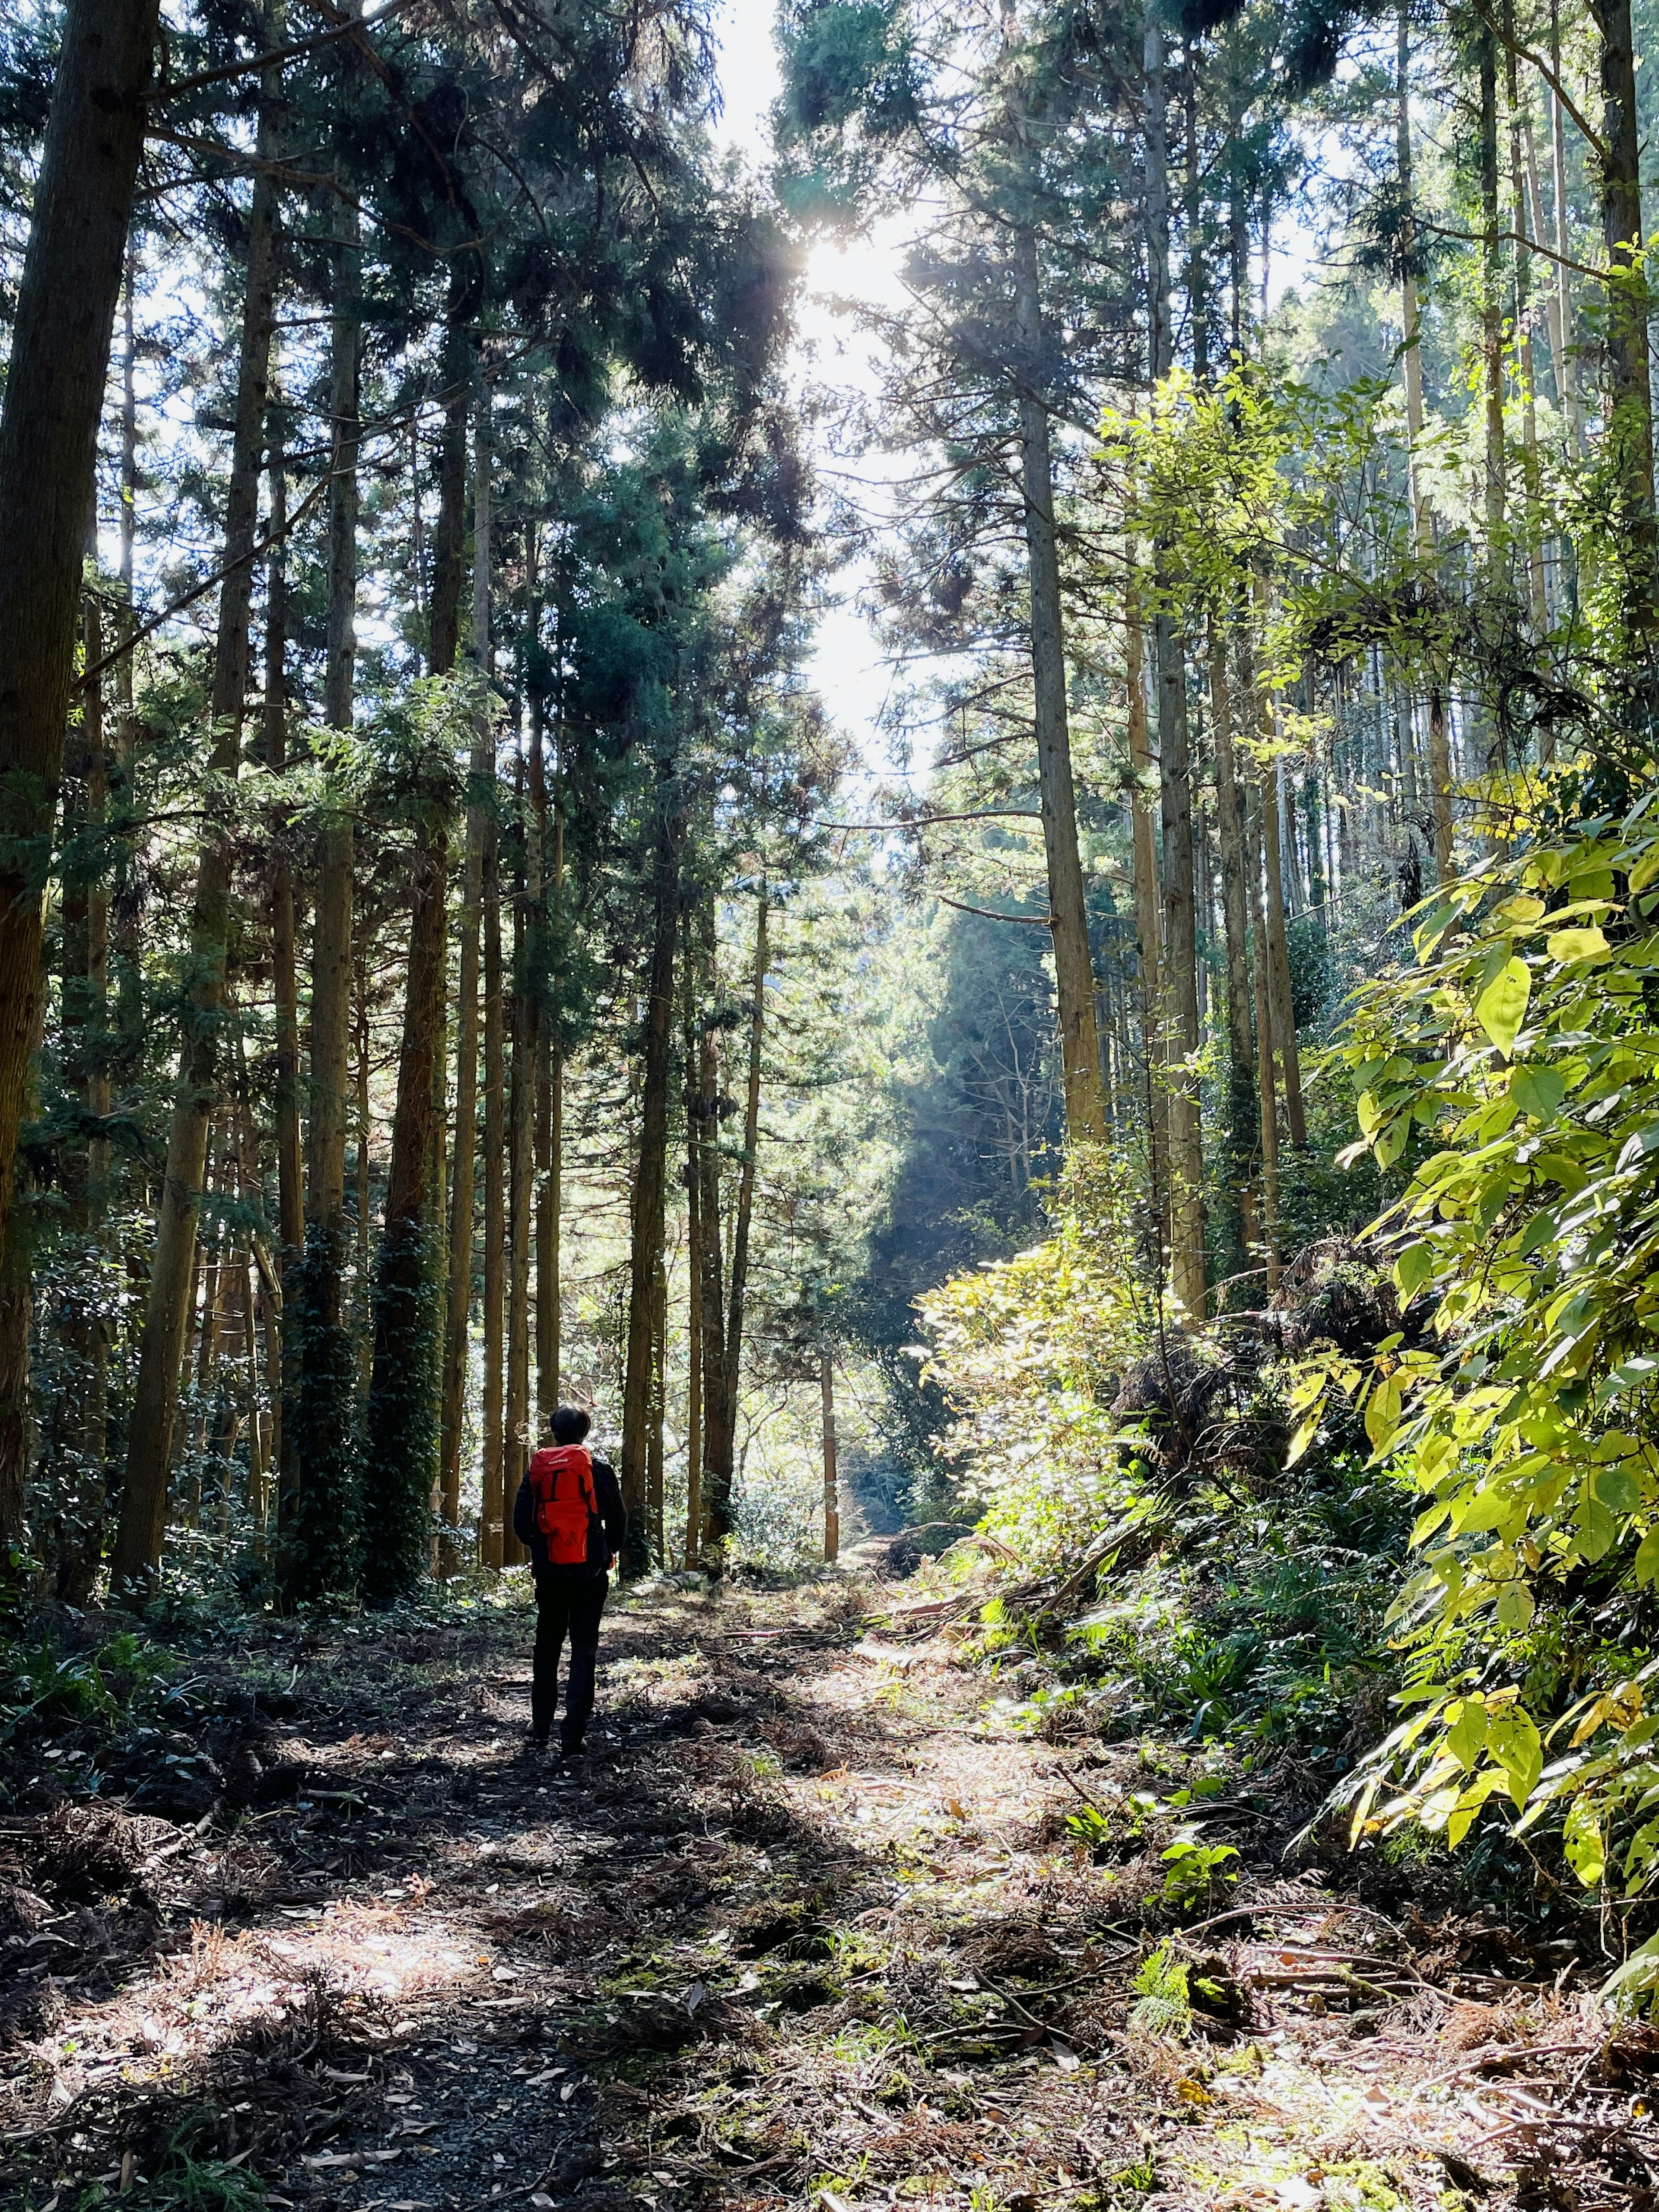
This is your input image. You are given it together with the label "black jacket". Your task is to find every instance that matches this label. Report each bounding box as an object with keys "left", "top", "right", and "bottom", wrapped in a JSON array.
[{"left": 513, "top": 1452, "right": 626, "bottom": 1575}]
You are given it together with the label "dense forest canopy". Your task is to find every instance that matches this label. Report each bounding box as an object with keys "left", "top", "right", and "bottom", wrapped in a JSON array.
[{"left": 6, "top": 0, "right": 1659, "bottom": 1935}]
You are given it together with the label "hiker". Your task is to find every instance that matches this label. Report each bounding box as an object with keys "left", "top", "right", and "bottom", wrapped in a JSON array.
[{"left": 512, "top": 1404, "right": 627, "bottom": 1763}]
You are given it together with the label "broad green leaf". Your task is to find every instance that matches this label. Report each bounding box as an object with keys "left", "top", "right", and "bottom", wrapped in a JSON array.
[
  {"left": 1637, "top": 1527, "right": 1659, "bottom": 1586},
  {"left": 1494, "top": 1583, "right": 1536, "bottom": 1635},
  {"left": 1393, "top": 1241, "right": 1435, "bottom": 1300},
  {"left": 1564, "top": 1796, "right": 1607, "bottom": 1886},
  {"left": 1365, "top": 1374, "right": 1402, "bottom": 1455},
  {"left": 1446, "top": 1695, "right": 1488, "bottom": 1771},
  {"left": 1475, "top": 958, "right": 1530, "bottom": 1057},
  {"left": 1594, "top": 1461, "right": 1642, "bottom": 1513},
  {"left": 1510, "top": 1064, "right": 1567, "bottom": 1121},
  {"left": 1487, "top": 1708, "right": 1543, "bottom": 1805}
]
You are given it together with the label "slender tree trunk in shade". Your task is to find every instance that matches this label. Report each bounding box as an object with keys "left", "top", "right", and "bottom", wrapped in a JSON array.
[
  {"left": 438, "top": 382, "right": 487, "bottom": 1570},
  {"left": 1125, "top": 567, "right": 1167, "bottom": 1247},
  {"left": 694, "top": 902, "right": 731, "bottom": 1571},
  {"left": 1475, "top": 18, "right": 1507, "bottom": 603},
  {"left": 647, "top": 1253, "right": 667, "bottom": 1562},
  {"left": 1504, "top": 32, "right": 1549, "bottom": 644},
  {"left": 724, "top": 887, "right": 768, "bottom": 1428},
  {"left": 282, "top": 182, "right": 360, "bottom": 1604},
  {"left": 535, "top": 800, "right": 559, "bottom": 1430},
  {"left": 0, "top": 0, "right": 158, "bottom": 1345},
  {"left": 683, "top": 1022, "right": 703, "bottom": 1568},
  {"left": 505, "top": 780, "right": 537, "bottom": 1568},
  {"left": 1209, "top": 618, "right": 1259, "bottom": 1277},
  {"left": 1260, "top": 756, "right": 1306, "bottom": 1148},
  {"left": 266, "top": 424, "right": 303, "bottom": 1530},
  {"left": 822, "top": 1350, "right": 839, "bottom": 1564},
  {"left": 481, "top": 820, "right": 505, "bottom": 1570},
  {"left": 620, "top": 801, "right": 680, "bottom": 1575},
  {"left": 57, "top": 537, "right": 111, "bottom": 1599},
  {"left": 1244, "top": 779, "right": 1281, "bottom": 1291},
  {"left": 1549, "top": 0, "right": 1581, "bottom": 449},
  {"left": 1010, "top": 226, "right": 1106, "bottom": 1145},
  {"left": 1395, "top": 20, "right": 1455, "bottom": 875},
  {"left": 1596, "top": 0, "right": 1659, "bottom": 646},
  {"left": 0, "top": 968, "right": 43, "bottom": 1551},
  {"left": 113, "top": 84, "right": 279, "bottom": 1593}
]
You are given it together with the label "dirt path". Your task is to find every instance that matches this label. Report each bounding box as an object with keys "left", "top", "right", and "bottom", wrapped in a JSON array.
[{"left": 0, "top": 1577, "right": 1646, "bottom": 2212}]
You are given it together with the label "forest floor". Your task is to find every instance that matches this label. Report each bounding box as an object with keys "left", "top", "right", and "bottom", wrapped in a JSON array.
[{"left": 0, "top": 1567, "right": 1652, "bottom": 2212}]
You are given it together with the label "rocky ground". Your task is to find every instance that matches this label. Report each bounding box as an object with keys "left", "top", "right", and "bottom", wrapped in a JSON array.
[{"left": 1, "top": 1571, "right": 1653, "bottom": 2212}]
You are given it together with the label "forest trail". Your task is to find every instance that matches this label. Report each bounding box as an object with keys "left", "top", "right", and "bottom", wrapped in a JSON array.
[{"left": 0, "top": 1576, "right": 1641, "bottom": 2212}]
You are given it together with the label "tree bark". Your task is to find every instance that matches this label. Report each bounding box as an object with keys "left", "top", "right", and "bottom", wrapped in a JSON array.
[
  {"left": 683, "top": 956, "right": 703, "bottom": 1571},
  {"left": 1208, "top": 615, "right": 1259, "bottom": 1278},
  {"left": 0, "top": 0, "right": 157, "bottom": 1363},
  {"left": 821, "top": 1350, "right": 839, "bottom": 1564},
  {"left": 1125, "top": 565, "right": 1167, "bottom": 1247},
  {"left": 1244, "top": 778, "right": 1281, "bottom": 1291},
  {"left": 113, "top": 74, "right": 279, "bottom": 1593},
  {"left": 480, "top": 813, "right": 505, "bottom": 1570},
  {"left": 1144, "top": 8, "right": 1204, "bottom": 1316},
  {"left": 1595, "top": 0, "right": 1659, "bottom": 644},
  {"left": 505, "top": 736, "right": 537, "bottom": 1567},
  {"left": 693, "top": 900, "right": 731, "bottom": 1573},
  {"left": 438, "top": 380, "right": 487, "bottom": 1571},
  {"left": 620, "top": 798, "right": 680, "bottom": 1575},
  {"left": 1011, "top": 225, "right": 1106, "bottom": 1146},
  {"left": 282, "top": 180, "right": 360, "bottom": 1604},
  {"left": 723, "top": 887, "right": 768, "bottom": 1433}
]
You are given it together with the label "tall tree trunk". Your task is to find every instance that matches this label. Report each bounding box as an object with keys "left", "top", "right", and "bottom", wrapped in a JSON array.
[
  {"left": 360, "top": 345, "right": 467, "bottom": 1601},
  {"left": 620, "top": 799, "right": 680, "bottom": 1576},
  {"left": 1125, "top": 565, "right": 1167, "bottom": 1248},
  {"left": 1261, "top": 755, "right": 1306, "bottom": 1148},
  {"left": 113, "top": 79, "right": 279, "bottom": 1594},
  {"left": 1244, "top": 779, "right": 1281, "bottom": 1292},
  {"left": 1549, "top": 0, "right": 1582, "bottom": 449},
  {"left": 821, "top": 1350, "right": 839, "bottom": 1565},
  {"left": 1595, "top": 0, "right": 1659, "bottom": 647},
  {"left": 282, "top": 182, "right": 360, "bottom": 1605},
  {"left": 1209, "top": 615, "right": 1259, "bottom": 1280},
  {"left": 723, "top": 887, "right": 768, "bottom": 1433},
  {"left": 0, "top": 1, "right": 158, "bottom": 1395},
  {"left": 480, "top": 814, "right": 505, "bottom": 1571},
  {"left": 505, "top": 743, "right": 538, "bottom": 1566},
  {"left": 693, "top": 901, "right": 731, "bottom": 1573},
  {"left": 1506, "top": 30, "right": 1549, "bottom": 646},
  {"left": 1144, "top": 8, "right": 1205, "bottom": 1317},
  {"left": 683, "top": 955, "right": 703, "bottom": 1571},
  {"left": 1011, "top": 225, "right": 1106, "bottom": 1146},
  {"left": 266, "top": 413, "right": 304, "bottom": 1546},
  {"left": 535, "top": 791, "right": 560, "bottom": 1429},
  {"left": 437, "top": 374, "right": 486, "bottom": 1571},
  {"left": 57, "top": 533, "right": 112, "bottom": 1600},
  {"left": 647, "top": 1252, "right": 667, "bottom": 1563},
  {"left": 1477, "top": 16, "right": 1508, "bottom": 595}
]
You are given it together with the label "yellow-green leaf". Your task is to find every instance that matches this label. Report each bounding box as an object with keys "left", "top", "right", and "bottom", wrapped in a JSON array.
[
  {"left": 1487, "top": 1708, "right": 1542, "bottom": 1806},
  {"left": 1446, "top": 1695, "right": 1488, "bottom": 1771},
  {"left": 1475, "top": 958, "right": 1531, "bottom": 1057},
  {"left": 1548, "top": 926, "right": 1609, "bottom": 963}
]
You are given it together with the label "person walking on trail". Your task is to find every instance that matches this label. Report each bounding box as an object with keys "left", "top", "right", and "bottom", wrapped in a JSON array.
[{"left": 512, "top": 1404, "right": 626, "bottom": 1765}]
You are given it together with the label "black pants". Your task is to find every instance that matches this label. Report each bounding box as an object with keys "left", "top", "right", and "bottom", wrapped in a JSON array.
[{"left": 532, "top": 1567, "right": 608, "bottom": 1749}]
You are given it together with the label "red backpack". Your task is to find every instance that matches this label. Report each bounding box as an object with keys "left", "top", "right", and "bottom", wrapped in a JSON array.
[{"left": 528, "top": 1444, "right": 601, "bottom": 1566}]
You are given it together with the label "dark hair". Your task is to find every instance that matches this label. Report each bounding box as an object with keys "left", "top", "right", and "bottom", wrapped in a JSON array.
[{"left": 551, "top": 1403, "right": 591, "bottom": 1445}]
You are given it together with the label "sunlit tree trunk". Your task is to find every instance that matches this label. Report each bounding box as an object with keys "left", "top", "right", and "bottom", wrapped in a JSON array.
[
  {"left": 1244, "top": 778, "right": 1280, "bottom": 1292},
  {"left": 1209, "top": 615, "right": 1259, "bottom": 1281},
  {"left": 1125, "top": 565, "right": 1167, "bottom": 1252},
  {"left": 481, "top": 810, "right": 505, "bottom": 1570}
]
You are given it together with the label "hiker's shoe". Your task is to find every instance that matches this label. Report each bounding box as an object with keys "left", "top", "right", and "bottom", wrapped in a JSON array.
[{"left": 520, "top": 1730, "right": 551, "bottom": 1760}]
